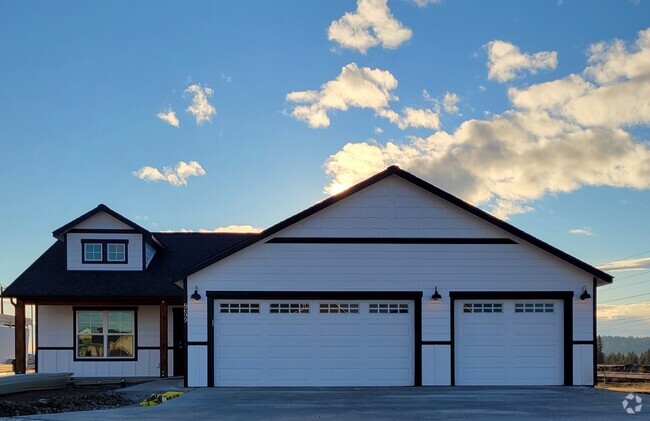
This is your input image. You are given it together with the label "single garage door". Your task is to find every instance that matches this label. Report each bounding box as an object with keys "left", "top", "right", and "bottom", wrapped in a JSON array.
[
  {"left": 455, "top": 300, "right": 563, "bottom": 386},
  {"left": 214, "top": 300, "right": 414, "bottom": 386}
]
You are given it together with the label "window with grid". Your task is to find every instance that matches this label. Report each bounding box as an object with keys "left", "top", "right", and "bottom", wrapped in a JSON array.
[
  {"left": 369, "top": 303, "right": 409, "bottom": 314},
  {"left": 84, "top": 243, "right": 102, "bottom": 262},
  {"left": 107, "top": 243, "right": 126, "bottom": 262},
  {"left": 220, "top": 303, "right": 260, "bottom": 314},
  {"left": 514, "top": 303, "right": 554, "bottom": 313},
  {"left": 319, "top": 303, "right": 360, "bottom": 314},
  {"left": 76, "top": 310, "right": 135, "bottom": 359},
  {"left": 462, "top": 303, "right": 503, "bottom": 313},
  {"left": 82, "top": 240, "right": 128, "bottom": 263},
  {"left": 270, "top": 303, "right": 310, "bottom": 314}
]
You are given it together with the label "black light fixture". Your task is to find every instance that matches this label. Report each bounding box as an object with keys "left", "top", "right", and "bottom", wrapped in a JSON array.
[
  {"left": 431, "top": 286, "right": 442, "bottom": 301},
  {"left": 580, "top": 285, "right": 591, "bottom": 301},
  {"left": 191, "top": 286, "right": 201, "bottom": 301}
]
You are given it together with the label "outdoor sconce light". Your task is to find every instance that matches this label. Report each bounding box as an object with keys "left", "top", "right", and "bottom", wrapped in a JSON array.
[
  {"left": 431, "top": 287, "right": 442, "bottom": 301},
  {"left": 191, "top": 286, "right": 202, "bottom": 301},
  {"left": 580, "top": 285, "right": 591, "bottom": 301}
]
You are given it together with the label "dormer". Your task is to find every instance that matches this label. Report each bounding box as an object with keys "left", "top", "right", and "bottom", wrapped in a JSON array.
[{"left": 52, "top": 204, "right": 165, "bottom": 271}]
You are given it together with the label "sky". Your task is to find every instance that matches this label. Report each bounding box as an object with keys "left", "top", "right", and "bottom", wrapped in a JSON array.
[{"left": 1, "top": 0, "right": 650, "bottom": 336}]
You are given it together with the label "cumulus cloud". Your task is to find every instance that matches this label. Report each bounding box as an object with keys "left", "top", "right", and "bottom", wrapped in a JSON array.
[
  {"left": 486, "top": 40, "right": 558, "bottom": 82},
  {"left": 156, "top": 108, "right": 180, "bottom": 127},
  {"left": 569, "top": 228, "right": 594, "bottom": 236},
  {"left": 411, "top": 0, "right": 441, "bottom": 6},
  {"left": 200, "top": 225, "right": 263, "bottom": 233},
  {"left": 185, "top": 84, "right": 216, "bottom": 124},
  {"left": 133, "top": 161, "right": 206, "bottom": 186},
  {"left": 375, "top": 127, "right": 384, "bottom": 134},
  {"left": 598, "top": 257, "right": 650, "bottom": 272},
  {"left": 378, "top": 107, "right": 440, "bottom": 130},
  {"left": 442, "top": 92, "right": 460, "bottom": 114},
  {"left": 286, "top": 63, "right": 398, "bottom": 128},
  {"left": 323, "top": 28, "right": 650, "bottom": 219},
  {"left": 328, "top": 0, "right": 412, "bottom": 54}
]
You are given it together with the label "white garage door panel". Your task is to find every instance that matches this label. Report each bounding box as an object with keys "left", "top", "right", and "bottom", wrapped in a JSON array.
[
  {"left": 215, "top": 300, "right": 414, "bottom": 386},
  {"left": 456, "top": 300, "right": 563, "bottom": 386}
]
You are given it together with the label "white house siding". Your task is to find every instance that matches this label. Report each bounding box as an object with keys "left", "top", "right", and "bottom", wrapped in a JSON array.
[
  {"left": 37, "top": 305, "right": 177, "bottom": 377},
  {"left": 66, "top": 233, "right": 143, "bottom": 271},
  {"left": 73, "top": 212, "right": 133, "bottom": 230},
  {"left": 185, "top": 175, "right": 598, "bottom": 386},
  {"left": 145, "top": 242, "right": 156, "bottom": 269}
]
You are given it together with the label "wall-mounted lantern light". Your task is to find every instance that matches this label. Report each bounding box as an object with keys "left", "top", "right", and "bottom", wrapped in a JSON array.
[
  {"left": 191, "top": 286, "right": 202, "bottom": 301},
  {"left": 431, "top": 286, "right": 442, "bottom": 301},
  {"left": 579, "top": 285, "right": 591, "bottom": 301}
]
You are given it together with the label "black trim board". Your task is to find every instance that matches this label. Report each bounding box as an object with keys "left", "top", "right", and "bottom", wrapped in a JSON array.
[
  {"left": 206, "top": 291, "right": 423, "bottom": 387},
  {"left": 593, "top": 277, "right": 597, "bottom": 386},
  {"left": 573, "top": 341, "right": 594, "bottom": 345},
  {"left": 171, "top": 166, "right": 612, "bottom": 283},
  {"left": 267, "top": 237, "right": 517, "bottom": 245},
  {"left": 449, "top": 291, "right": 574, "bottom": 386},
  {"left": 183, "top": 278, "right": 188, "bottom": 388}
]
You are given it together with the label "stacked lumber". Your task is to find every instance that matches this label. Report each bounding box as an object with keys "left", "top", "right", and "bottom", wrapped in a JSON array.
[{"left": 0, "top": 373, "right": 72, "bottom": 396}]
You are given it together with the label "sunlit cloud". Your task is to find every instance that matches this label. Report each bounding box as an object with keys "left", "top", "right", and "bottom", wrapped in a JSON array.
[
  {"left": 200, "top": 225, "right": 263, "bottom": 233},
  {"left": 598, "top": 257, "right": 650, "bottom": 272},
  {"left": 328, "top": 0, "right": 412, "bottom": 54},
  {"left": 598, "top": 301, "right": 650, "bottom": 320},
  {"left": 133, "top": 160, "right": 206, "bottom": 186},
  {"left": 185, "top": 84, "right": 216, "bottom": 125},
  {"left": 486, "top": 40, "right": 558, "bottom": 82},
  {"left": 569, "top": 228, "right": 594, "bottom": 236},
  {"left": 157, "top": 108, "right": 180, "bottom": 127}
]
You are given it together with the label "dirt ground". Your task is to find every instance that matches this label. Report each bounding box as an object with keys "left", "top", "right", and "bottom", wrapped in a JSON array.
[
  {"left": 0, "top": 384, "right": 135, "bottom": 417},
  {"left": 596, "top": 381, "right": 650, "bottom": 394}
]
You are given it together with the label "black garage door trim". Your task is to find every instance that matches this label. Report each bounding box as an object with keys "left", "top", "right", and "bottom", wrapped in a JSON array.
[
  {"left": 449, "top": 291, "right": 574, "bottom": 386},
  {"left": 206, "top": 291, "right": 424, "bottom": 387}
]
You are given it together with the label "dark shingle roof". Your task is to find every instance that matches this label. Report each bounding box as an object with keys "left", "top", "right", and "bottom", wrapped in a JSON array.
[{"left": 3, "top": 232, "right": 255, "bottom": 299}]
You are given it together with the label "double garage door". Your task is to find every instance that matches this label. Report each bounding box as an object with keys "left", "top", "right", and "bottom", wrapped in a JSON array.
[
  {"left": 214, "top": 300, "right": 414, "bottom": 386},
  {"left": 212, "top": 298, "right": 564, "bottom": 386}
]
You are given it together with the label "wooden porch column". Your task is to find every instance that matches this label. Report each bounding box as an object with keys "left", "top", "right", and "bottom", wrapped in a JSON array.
[
  {"left": 160, "top": 300, "right": 168, "bottom": 378},
  {"left": 14, "top": 299, "right": 26, "bottom": 374}
]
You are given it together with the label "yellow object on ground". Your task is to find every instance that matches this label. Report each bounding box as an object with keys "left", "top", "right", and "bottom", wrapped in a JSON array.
[{"left": 139, "top": 391, "right": 184, "bottom": 406}]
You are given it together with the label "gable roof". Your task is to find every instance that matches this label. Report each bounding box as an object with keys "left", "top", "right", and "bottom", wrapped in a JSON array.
[
  {"left": 3, "top": 232, "right": 256, "bottom": 299},
  {"left": 52, "top": 204, "right": 165, "bottom": 249},
  {"left": 171, "top": 166, "right": 613, "bottom": 283}
]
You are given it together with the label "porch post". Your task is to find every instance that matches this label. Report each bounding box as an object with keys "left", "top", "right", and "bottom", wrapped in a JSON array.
[
  {"left": 14, "top": 299, "right": 26, "bottom": 374},
  {"left": 160, "top": 300, "right": 168, "bottom": 378}
]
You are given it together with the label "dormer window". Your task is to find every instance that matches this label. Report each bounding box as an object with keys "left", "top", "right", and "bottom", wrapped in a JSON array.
[{"left": 82, "top": 240, "right": 128, "bottom": 264}]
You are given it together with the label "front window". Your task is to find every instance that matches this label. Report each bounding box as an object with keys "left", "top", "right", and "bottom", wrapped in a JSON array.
[
  {"left": 81, "top": 240, "right": 128, "bottom": 264},
  {"left": 84, "top": 243, "right": 102, "bottom": 262},
  {"left": 107, "top": 243, "right": 126, "bottom": 262},
  {"left": 76, "top": 310, "right": 135, "bottom": 359}
]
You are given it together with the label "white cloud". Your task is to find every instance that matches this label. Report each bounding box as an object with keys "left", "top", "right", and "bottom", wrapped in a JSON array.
[
  {"left": 374, "top": 127, "right": 384, "bottom": 134},
  {"left": 185, "top": 84, "right": 216, "bottom": 125},
  {"left": 327, "top": 0, "right": 412, "bottom": 54},
  {"left": 200, "top": 225, "right": 263, "bottom": 233},
  {"left": 378, "top": 107, "right": 440, "bottom": 130},
  {"left": 598, "top": 257, "right": 650, "bottom": 272},
  {"left": 569, "top": 228, "right": 594, "bottom": 236},
  {"left": 220, "top": 73, "right": 233, "bottom": 83},
  {"left": 133, "top": 161, "right": 206, "bottom": 186},
  {"left": 286, "top": 63, "right": 398, "bottom": 128},
  {"left": 323, "top": 28, "right": 650, "bottom": 219},
  {"left": 486, "top": 40, "right": 558, "bottom": 82},
  {"left": 442, "top": 92, "right": 460, "bottom": 114},
  {"left": 156, "top": 108, "right": 180, "bottom": 128},
  {"left": 411, "top": 0, "right": 441, "bottom": 6}
]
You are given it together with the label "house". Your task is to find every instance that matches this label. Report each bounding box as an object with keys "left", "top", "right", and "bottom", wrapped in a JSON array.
[{"left": 4, "top": 166, "right": 613, "bottom": 387}]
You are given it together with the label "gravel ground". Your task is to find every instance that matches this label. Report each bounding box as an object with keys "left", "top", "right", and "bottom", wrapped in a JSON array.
[{"left": 0, "top": 384, "right": 135, "bottom": 417}]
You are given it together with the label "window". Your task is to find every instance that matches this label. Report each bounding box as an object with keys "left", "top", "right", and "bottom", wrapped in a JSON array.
[
  {"left": 84, "top": 243, "right": 102, "bottom": 262},
  {"left": 76, "top": 309, "right": 135, "bottom": 359},
  {"left": 515, "top": 303, "right": 554, "bottom": 313},
  {"left": 320, "top": 303, "right": 359, "bottom": 314},
  {"left": 81, "top": 240, "right": 128, "bottom": 264},
  {"left": 463, "top": 303, "right": 503, "bottom": 313},
  {"left": 220, "top": 303, "right": 260, "bottom": 314},
  {"left": 369, "top": 303, "right": 409, "bottom": 314},
  {"left": 270, "top": 303, "right": 310, "bottom": 314}
]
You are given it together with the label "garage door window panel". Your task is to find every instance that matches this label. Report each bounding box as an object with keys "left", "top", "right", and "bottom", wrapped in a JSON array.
[
  {"left": 463, "top": 303, "right": 503, "bottom": 313},
  {"left": 515, "top": 303, "right": 554, "bottom": 313},
  {"left": 270, "top": 303, "right": 310, "bottom": 314},
  {"left": 320, "top": 303, "right": 359, "bottom": 314},
  {"left": 369, "top": 303, "right": 409, "bottom": 314},
  {"left": 220, "top": 303, "right": 260, "bottom": 314}
]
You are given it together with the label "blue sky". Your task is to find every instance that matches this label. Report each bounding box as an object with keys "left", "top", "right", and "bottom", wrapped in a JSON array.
[{"left": 1, "top": 0, "right": 650, "bottom": 335}]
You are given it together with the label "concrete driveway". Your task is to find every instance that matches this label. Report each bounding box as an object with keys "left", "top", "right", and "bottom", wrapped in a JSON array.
[{"left": 7, "top": 385, "right": 645, "bottom": 420}]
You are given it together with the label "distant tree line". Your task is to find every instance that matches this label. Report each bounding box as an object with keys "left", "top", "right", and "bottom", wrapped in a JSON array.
[{"left": 597, "top": 336, "right": 650, "bottom": 365}]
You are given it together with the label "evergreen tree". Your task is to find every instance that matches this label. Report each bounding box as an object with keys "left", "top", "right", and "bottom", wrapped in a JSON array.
[{"left": 597, "top": 335, "right": 605, "bottom": 364}]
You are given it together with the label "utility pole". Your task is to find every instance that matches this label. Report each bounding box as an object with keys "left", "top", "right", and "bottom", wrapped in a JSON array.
[{"left": 1, "top": 285, "right": 4, "bottom": 315}]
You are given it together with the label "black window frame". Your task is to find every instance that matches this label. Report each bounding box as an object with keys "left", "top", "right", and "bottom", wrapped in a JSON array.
[{"left": 81, "top": 239, "right": 129, "bottom": 264}]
